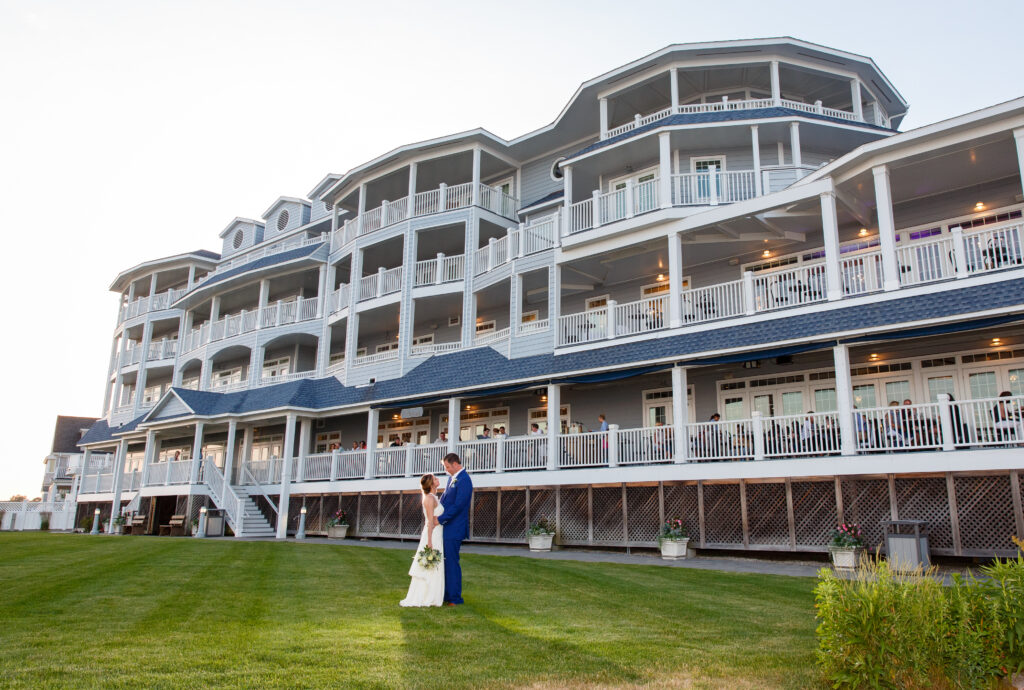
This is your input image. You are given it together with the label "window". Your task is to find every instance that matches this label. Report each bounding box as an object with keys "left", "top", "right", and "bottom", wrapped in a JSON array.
[
  {"left": 232, "top": 229, "right": 244, "bottom": 249},
  {"left": 329, "top": 352, "right": 345, "bottom": 365},
  {"left": 475, "top": 320, "right": 495, "bottom": 334},
  {"left": 490, "top": 177, "right": 513, "bottom": 196},
  {"left": 448, "top": 315, "right": 461, "bottom": 327},
  {"left": 814, "top": 388, "right": 837, "bottom": 412},
  {"left": 550, "top": 157, "right": 566, "bottom": 181},
  {"left": 884, "top": 380, "right": 912, "bottom": 404},
  {"left": 927, "top": 376, "right": 956, "bottom": 401},
  {"left": 781, "top": 391, "right": 804, "bottom": 416},
  {"left": 375, "top": 342, "right": 398, "bottom": 353},
  {"left": 315, "top": 432, "right": 341, "bottom": 454},
  {"left": 262, "top": 357, "right": 290, "bottom": 379},
  {"left": 412, "top": 334, "right": 434, "bottom": 345},
  {"left": 212, "top": 368, "right": 243, "bottom": 387},
  {"left": 723, "top": 397, "right": 745, "bottom": 421},
  {"left": 521, "top": 310, "right": 539, "bottom": 323},
  {"left": 968, "top": 371, "right": 999, "bottom": 399},
  {"left": 585, "top": 295, "right": 609, "bottom": 311},
  {"left": 641, "top": 281, "right": 672, "bottom": 297},
  {"left": 142, "top": 384, "right": 164, "bottom": 405},
  {"left": 1010, "top": 369, "right": 1024, "bottom": 397},
  {"left": 852, "top": 385, "right": 877, "bottom": 409},
  {"left": 356, "top": 347, "right": 367, "bottom": 357},
  {"left": 526, "top": 406, "right": 570, "bottom": 434}
]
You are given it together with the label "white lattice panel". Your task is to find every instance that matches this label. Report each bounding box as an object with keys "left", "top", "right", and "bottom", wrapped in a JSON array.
[
  {"left": 626, "top": 486, "right": 659, "bottom": 543},
  {"left": 703, "top": 483, "right": 743, "bottom": 545}
]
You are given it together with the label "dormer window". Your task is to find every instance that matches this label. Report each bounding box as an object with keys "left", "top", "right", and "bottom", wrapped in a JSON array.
[
  {"left": 232, "top": 229, "right": 244, "bottom": 249},
  {"left": 277, "top": 209, "right": 290, "bottom": 232}
]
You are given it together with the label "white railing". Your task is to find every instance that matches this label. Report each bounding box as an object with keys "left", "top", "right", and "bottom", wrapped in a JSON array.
[
  {"left": 614, "top": 295, "right": 669, "bottom": 337},
  {"left": 681, "top": 279, "right": 745, "bottom": 324},
  {"left": 166, "top": 459, "right": 193, "bottom": 485},
  {"left": 558, "top": 309, "right": 607, "bottom": 346},
  {"left": 604, "top": 106, "right": 674, "bottom": 139},
  {"left": 119, "top": 287, "right": 188, "bottom": 323},
  {"left": 146, "top": 339, "right": 177, "bottom": 361},
  {"left": 146, "top": 462, "right": 168, "bottom": 485},
  {"left": 779, "top": 98, "right": 858, "bottom": 122},
  {"left": 567, "top": 197, "right": 594, "bottom": 235},
  {"left": 559, "top": 431, "right": 610, "bottom": 468},
  {"left": 763, "top": 412, "right": 842, "bottom": 457},
  {"left": 616, "top": 426, "right": 675, "bottom": 465},
  {"left": 504, "top": 436, "right": 548, "bottom": 471},
  {"left": 414, "top": 254, "right": 464, "bottom": 287},
  {"left": 358, "top": 267, "right": 403, "bottom": 301},
  {"left": 671, "top": 170, "right": 756, "bottom": 206},
  {"left": 336, "top": 450, "right": 367, "bottom": 479},
  {"left": 214, "top": 233, "right": 327, "bottom": 274},
  {"left": 854, "top": 403, "right": 944, "bottom": 452},
  {"left": 519, "top": 212, "right": 559, "bottom": 254},
  {"left": 411, "top": 444, "right": 446, "bottom": 475},
  {"left": 325, "top": 358, "right": 345, "bottom": 375},
  {"left": 413, "top": 188, "right": 441, "bottom": 216},
  {"left": 675, "top": 97, "right": 775, "bottom": 115},
  {"left": 839, "top": 251, "right": 883, "bottom": 296},
  {"left": 353, "top": 349, "right": 399, "bottom": 366},
  {"left": 301, "top": 453, "right": 333, "bottom": 481},
  {"left": 478, "top": 184, "right": 518, "bottom": 219},
  {"left": 752, "top": 264, "right": 828, "bottom": 311},
  {"left": 329, "top": 284, "right": 351, "bottom": 314},
  {"left": 517, "top": 318, "right": 550, "bottom": 335},
  {"left": 961, "top": 222, "right": 1023, "bottom": 274},
  {"left": 381, "top": 266, "right": 403, "bottom": 295},
  {"left": 240, "top": 458, "right": 284, "bottom": 486},
  {"left": 688, "top": 419, "right": 755, "bottom": 462},
  {"left": 374, "top": 448, "right": 406, "bottom": 478},
  {"left": 202, "top": 460, "right": 244, "bottom": 536},
  {"left": 358, "top": 274, "right": 378, "bottom": 301},
  {"left": 258, "top": 369, "right": 316, "bottom": 387},
  {"left": 474, "top": 235, "right": 515, "bottom": 276},
  {"left": 946, "top": 395, "right": 1024, "bottom": 448},
  {"left": 457, "top": 440, "right": 498, "bottom": 473},
  {"left": 896, "top": 235, "right": 956, "bottom": 287},
  {"left": 474, "top": 326, "right": 510, "bottom": 347},
  {"left": 410, "top": 341, "right": 461, "bottom": 357}
]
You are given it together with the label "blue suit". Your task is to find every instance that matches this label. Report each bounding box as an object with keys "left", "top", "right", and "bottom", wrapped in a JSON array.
[{"left": 438, "top": 469, "right": 473, "bottom": 604}]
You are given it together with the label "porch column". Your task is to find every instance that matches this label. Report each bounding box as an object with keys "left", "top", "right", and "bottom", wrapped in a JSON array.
[
  {"left": 357, "top": 183, "right": 367, "bottom": 235},
  {"left": 239, "top": 425, "right": 254, "bottom": 482},
  {"left": 256, "top": 279, "right": 270, "bottom": 328},
  {"left": 109, "top": 438, "right": 129, "bottom": 520},
  {"left": 671, "top": 367, "right": 688, "bottom": 463},
  {"left": 141, "top": 429, "right": 156, "bottom": 486},
  {"left": 872, "top": 165, "right": 901, "bottom": 291},
  {"left": 148, "top": 273, "right": 159, "bottom": 306},
  {"left": 658, "top": 132, "right": 672, "bottom": 208},
  {"left": 210, "top": 296, "right": 221, "bottom": 324},
  {"left": 833, "top": 344, "right": 857, "bottom": 456},
  {"left": 750, "top": 125, "right": 762, "bottom": 197},
  {"left": 561, "top": 165, "right": 573, "bottom": 237},
  {"left": 820, "top": 190, "right": 843, "bottom": 301},
  {"left": 364, "top": 408, "right": 379, "bottom": 479},
  {"left": 187, "top": 265, "right": 196, "bottom": 290},
  {"left": 850, "top": 79, "right": 863, "bottom": 122},
  {"left": 599, "top": 98, "right": 609, "bottom": 138},
  {"left": 407, "top": 162, "right": 418, "bottom": 218},
  {"left": 669, "top": 67, "right": 679, "bottom": 111},
  {"left": 510, "top": 274, "right": 522, "bottom": 337},
  {"left": 223, "top": 420, "right": 238, "bottom": 485},
  {"left": 447, "top": 397, "right": 461, "bottom": 455},
  {"left": 276, "top": 413, "right": 297, "bottom": 539},
  {"left": 471, "top": 147, "right": 482, "bottom": 207},
  {"left": 549, "top": 264, "right": 561, "bottom": 348},
  {"left": 199, "top": 359, "right": 212, "bottom": 391},
  {"left": 1013, "top": 128, "right": 1024, "bottom": 184},
  {"left": 770, "top": 60, "right": 781, "bottom": 106},
  {"left": 189, "top": 422, "right": 205, "bottom": 484},
  {"left": 134, "top": 321, "right": 154, "bottom": 414},
  {"left": 297, "top": 418, "right": 311, "bottom": 483},
  {"left": 546, "top": 383, "right": 561, "bottom": 471},
  {"left": 250, "top": 345, "right": 265, "bottom": 386},
  {"left": 127, "top": 281, "right": 136, "bottom": 302},
  {"left": 668, "top": 231, "right": 683, "bottom": 328},
  {"left": 315, "top": 264, "right": 328, "bottom": 318},
  {"left": 789, "top": 122, "right": 802, "bottom": 169}
]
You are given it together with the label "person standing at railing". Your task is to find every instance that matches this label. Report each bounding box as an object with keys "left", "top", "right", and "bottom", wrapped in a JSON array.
[
  {"left": 946, "top": 395, "right": 968, "bottom": 447},
  {"left": 992, "top": 391, "right": 1020, "bottom": 442},
  {"left": 884, "top": 402, "right": 906, "bottom": 449},
  {"left": 435, "top": 430, "right": 448, "bottom": 445}
]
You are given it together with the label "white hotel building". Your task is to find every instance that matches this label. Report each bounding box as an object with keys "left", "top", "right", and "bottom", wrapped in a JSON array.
[{"left": 68, "top": 38, "right": 1024, "bottom": 556}]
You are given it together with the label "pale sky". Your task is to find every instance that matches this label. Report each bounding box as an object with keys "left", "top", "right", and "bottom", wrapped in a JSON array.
[{"left": 1, "top": 0, "right": 1022, "bottom": 498}]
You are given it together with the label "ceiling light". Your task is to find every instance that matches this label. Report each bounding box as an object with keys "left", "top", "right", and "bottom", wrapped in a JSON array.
[
  {"left": 992, "top": 338, "right": 1002, "bottom": 346},
  {"left": 975, "top": 202, "right": 985, "bottom": 211},
  {"left": 656, "top": 273, "right": 665, "bottom": 281},
  {"left": 869, "top": 353, "right": 879, "bottom": 361},
  {"left": 859, "top": 228, "right": 869, "bottom": 237},
  {"left": 762, "top": 250, "right": 771, "bottom": 258}
]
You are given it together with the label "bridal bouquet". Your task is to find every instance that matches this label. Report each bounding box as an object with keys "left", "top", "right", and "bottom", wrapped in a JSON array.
[{"left": 417, "top": 546, "right": 443, "bottom": 570}]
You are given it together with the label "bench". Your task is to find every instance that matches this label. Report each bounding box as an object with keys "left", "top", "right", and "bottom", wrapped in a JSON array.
[
  {"left": 127, "top": 514, "right": 146, "bottom": 535},
  {"left": 159, "top": 514, "right": 186, "bottom": 537}
]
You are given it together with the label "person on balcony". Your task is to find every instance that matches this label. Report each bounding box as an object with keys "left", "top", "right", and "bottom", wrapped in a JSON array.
[
  {"left": 884, "top": 401, "right": 906, "bottom": 448},
  {"left": 435, "top": 430, "right": 448, "bottom": 445},
  {"left": 992, "top": 391, "right": 1020, "bottom": 442},
  {"left": 476, "top": 427, "right": 491, "bottom": 440},
  {"left": 530, "top": 423, "right": 542, "bottom": 435}
]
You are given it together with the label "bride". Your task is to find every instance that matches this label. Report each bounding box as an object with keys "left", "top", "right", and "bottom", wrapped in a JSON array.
[{"left": 399, "top": 473, "right": 445, "bottom": 607}]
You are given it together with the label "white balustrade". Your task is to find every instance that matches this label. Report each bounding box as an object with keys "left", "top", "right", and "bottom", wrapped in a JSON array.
[
  {"left": 411, "top": 444, "right": 446, "bottom": 475},
  {"left": 301, "top": 453, "right": 333, "bottom": 481},
  {"left": 896, "top": 236, "right": 956, "bottom": 286},
  {"left": 671, "top": 170, "right": 755, "bottom": 206},
  {"left": 474, "top": 326, "right": 510, "bottom": 347},
  {"left": 616, "top": 426, "right": 675, "bottom": 465},
  {"left": 336, "top": 450, "right": 367, "bottom": 479},
  {"left": 762, "top": 412, "right": 842, "bottom": 458},
  {"left": 614, "top": 295, "right": 669, "bottom": 337},
  {"left": 503, "top": 436, "right": 548, "bottom": 471},
  {"left": 559, "top": 431, "right": 610, "bottom": 468},
  {"left": 853, "top": 403, "right": 944, "bottom": 452},
  {"left": 687, "top": 419, "right": 755, "bottom": 461},
  {"left": 166, "top": 459, "right": 193, "bottom": 484},
  {"left": 457, "top": 440, "right": 498, "bottom": 473},
  {"left": 118, "top": 287, "right": 187, "bottom": 323},
  {"left": 258, "top": 369, "right": 317, "bottom": 387},
  {"left": 681, "top": 279, "right": 745, "bottom": 324},
  {"left": 353, "top": 350, "right": 399, "bottom": 366},
  {"left": 213, "top": 234, "right": 326, "bottom": 274},
  {"left": 947, "top": 395, "right": 1024, "bottom": 448},
  {"left": 375, "top": 448, "right": 406, "bottom": 478},
  {"left": 558, "top": 309, "right": 607, "bottom": 346},
  {"left": 568, "top": 198, "right": 594, "bottom": 235},
  {"left": 410, "top": 341, "right": 461, "bottom": 357},
  {"left": 146, "top": 462, "right": 169, "bottom": 485},
  {"left": 380, "top": 266, "right": 403, "bottom": 295},
  {"left": 961, "top": 222, "right": 1023, "bottom": 274},
  {"left": 478, "top": 184, "right": 518, "bottom": 219},
  {"left": 517, "top": 318, "right": 550, "bottom": 335},
  {"left": 752, "top": 264, "right": 828, "bottom": 311},
  {"left": 839, "top": 251, "right": 883, "bottom": 296},
  {"left": 520, "top": 212, "right": 559, "bottom": 254}
]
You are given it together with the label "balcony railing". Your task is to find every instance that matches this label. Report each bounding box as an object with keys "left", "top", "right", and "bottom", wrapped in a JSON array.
[
  {"left": 358, "top": 266, "right": 403, "bottom": 302},
  {"left": 328, "top": 284, "right": 351, "bottom": 314},
  {"left": 410, "top": 341, "right": 462, "bottom": 357},
  {"left": 213, "top": 233, "right": 328, "bottom": 275},
  {"left": 146, "top": 339, "right": 177, "bottom": 362},
  {"left": 118, "top": 287, "right": 188, "bottom": 323},
  {"left": 352, "top": 349, "right": 399, "bottom": 367},
  {"left": 600, "top": 97, "right": 873, "bottom": 141},
  {"left": 333, "top": 182, "right": 520, "bottom": 251},
  {"left": 182, "top": 296, "right": 319, "bottom": 354},
  {"left": 257, "top": 369, "right": 317, "bottom": 387},
  {"left": 414, "top": 254, "right": 465, "bottom": 287}
]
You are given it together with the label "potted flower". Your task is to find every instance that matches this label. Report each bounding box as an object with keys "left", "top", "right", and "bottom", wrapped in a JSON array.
[
  {"left": 828, "top": 523, "right": 865, "bottom": 571},
  {"left": 326, "top": 509, "right": 349, "bottom": 539},
  {"left": 110, "top": 515, "right": 126, "bottom": 535},
  {"left": 527, "top": 516, "right": 555, "bottom": 552},
  {"left": 658, "top": 518, "right": 690, "bottom": 560}
]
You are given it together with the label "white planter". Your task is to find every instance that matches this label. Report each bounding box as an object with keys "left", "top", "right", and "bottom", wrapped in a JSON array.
[
  {"left": 328, "top": 524, "right": 349, "bottom": 539},
  {"left": 109, "top": 524, "right": 124, "bottom": 535},
  {"left": 660, "top": 538, "right": 690, "bottom": 560},
  {"left": 829, "top": 546, "right": 865, "bottom": 571},
  {"left": 528, "top": 533, "right": 554, "bottom": 552}
]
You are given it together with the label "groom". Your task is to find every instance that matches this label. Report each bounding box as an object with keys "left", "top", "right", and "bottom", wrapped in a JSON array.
[{"left": 437, "top": 453, "right": 473, "bottom": 606}]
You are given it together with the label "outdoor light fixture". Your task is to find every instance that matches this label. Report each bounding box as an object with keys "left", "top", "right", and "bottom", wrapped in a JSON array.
[
  {"left": 762, "top": 250, "right": 771, "bottom": 258},
  {"left": 859, "top": 228, "right": 869, "bottom": 237},
  {"left": 975, "top": 202, "right": 985, "bottom": 211},
  {"left": 869, "top": 353, "right": 880, "bottom": 361},
  {"left": 992, "top": 338, "right": 1002, "bottom": 346},
  {"left": 297, "top": 506, "right": 307, "bottom": 540},
  {"left": 657, "top": 274, "right": 665, "bottom": 281}
]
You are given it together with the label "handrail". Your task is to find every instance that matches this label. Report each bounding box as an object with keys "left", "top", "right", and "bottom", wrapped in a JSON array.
[
  {"left": 240, "top": 462, "right": 280, "bottom": 516},
  {"left": 202, "top": 459, "right": 246, "bottom": 534}
]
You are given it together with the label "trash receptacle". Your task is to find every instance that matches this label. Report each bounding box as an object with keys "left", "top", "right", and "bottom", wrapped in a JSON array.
[
  {"left": 884, "top": 520, "right": 930, "bottom": 571},
  {"left": 204, "top": 509, "right": 225, "bottom": 537}
]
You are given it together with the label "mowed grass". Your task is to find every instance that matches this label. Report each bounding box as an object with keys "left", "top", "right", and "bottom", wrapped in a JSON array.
[{"left": 0, "top": 533, "right": 822, "bottom": 689}]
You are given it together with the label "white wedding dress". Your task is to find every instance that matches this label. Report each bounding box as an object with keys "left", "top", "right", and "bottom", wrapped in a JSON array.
[{"left": 399, "top": 500, "right": 445, "bottom": 607}]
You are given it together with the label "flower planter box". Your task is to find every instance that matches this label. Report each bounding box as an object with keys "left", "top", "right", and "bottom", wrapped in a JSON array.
[
  {"left": 528, "top": 533, "right": 554, "bottom": 552},
  {"left": 327, "top": 525, "right": 349, "bottom": 539},
  {"left": 660, "top": 538, "right": 690, "bottom": 560},
  {"left": 829, "top": 546, "right": 865, "bottom": 571}
]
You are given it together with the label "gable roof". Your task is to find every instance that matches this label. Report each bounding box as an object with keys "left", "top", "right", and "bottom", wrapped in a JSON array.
[
  {"left": 261, "top": 196, "right": 311, "bottom": 220},
  {"left": 219, "top": 217, "right": 265, "bottom": 239},
  {"left": 50, "top": 416, "right": 100, "bottom": 454}
]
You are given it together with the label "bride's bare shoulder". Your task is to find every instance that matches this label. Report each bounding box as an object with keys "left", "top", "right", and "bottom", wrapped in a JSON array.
[{"left": 422, "top": 493, "right": 437, "bottom": 506}]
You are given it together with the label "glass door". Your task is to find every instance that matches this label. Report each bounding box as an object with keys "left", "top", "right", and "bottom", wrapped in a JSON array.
[{"left": 692, "top": 157, "right": 724, "bottom": 203}]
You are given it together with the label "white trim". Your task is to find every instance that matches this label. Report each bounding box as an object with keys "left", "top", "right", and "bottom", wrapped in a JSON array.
[{"left": 585, "top": 294, "right": 610, "bottom": 311}]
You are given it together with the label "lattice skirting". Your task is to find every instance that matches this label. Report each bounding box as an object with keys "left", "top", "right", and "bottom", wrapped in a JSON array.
[{"left": 286, "top": 471, "right": 1024, "bottom": 557}]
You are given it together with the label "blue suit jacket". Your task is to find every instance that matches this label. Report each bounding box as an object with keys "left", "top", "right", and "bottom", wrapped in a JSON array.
[{"left": 438, "top": 470, "right": 473, "bottom": 541}]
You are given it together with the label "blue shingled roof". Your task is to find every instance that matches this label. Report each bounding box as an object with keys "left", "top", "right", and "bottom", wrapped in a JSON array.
[
  {"left": 79, "top": 278, "right": 1024, "bottom": 444},
  {"left": 570, "top": 107, "right": 892, "bottom": 160},
  {"left": 192, "top": 249, "right": 221, "bottom": 260},
  {"left": 519, "top": 190, "right": 564, "bottom": 213},
  {"left": 197, "top": 243, "right": 323, "bottom": 289}
]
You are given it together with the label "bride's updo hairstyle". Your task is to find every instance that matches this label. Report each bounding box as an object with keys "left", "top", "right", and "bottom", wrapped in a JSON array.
[{"left": 420, "top": 474, "right": 435, "bottom": 494}]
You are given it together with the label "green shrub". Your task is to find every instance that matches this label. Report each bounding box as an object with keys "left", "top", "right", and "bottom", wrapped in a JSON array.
[{"left": 815, "top": 554, "right": 1024, "bottom": 688}]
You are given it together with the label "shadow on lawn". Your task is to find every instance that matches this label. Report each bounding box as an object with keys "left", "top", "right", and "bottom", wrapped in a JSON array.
[{"left": 397, "top": 601, "right": 642, "bottom": 688}]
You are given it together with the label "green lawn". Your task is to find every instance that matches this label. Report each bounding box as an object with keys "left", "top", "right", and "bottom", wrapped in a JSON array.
[{"left": 0, "top": 533, "right": 822, "bottom": 688}]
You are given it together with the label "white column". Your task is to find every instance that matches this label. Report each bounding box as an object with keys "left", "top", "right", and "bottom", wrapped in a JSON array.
[
  {"left": 770, "top": 60, "right": 781, "bottom": 105},
  {"left": 546, "top": 383, "right": 560, "bottom": 471},
  {"left": 562, "top": 165, "right": 572, "bottom": 237},
  {"left": 1014, "top": 129, "right": 1024, "bottom": 184},
  {"left": 189, "top": 422, "right": 205, "bottom": 484},
  {"left": 223, "top": 420, "right": 238, "bottom": 485},
  {"left": 141, "top": 430, "right": 156, "bottom": 486},
  {"left": 357, "top": 183, "right": 367, "bottom": 235},
  {"left": 951, "top": 226, "right": 969, "bottom": 278},
  {"left": 851, "top": 79, "right": 863, "bottom": 122},
  {"left": 599, "top": 98, "right": 609, "bottom": 138},
  {"left": 510, "top": 274, "right": 521, "bottom": 337},
  {"left": 240, "top": 425, "right": 253, "bottom": 481},
  {"left": 789, "top": 122, "right": 802, "bottom": 168},
  {"left": 250, "top": 345, "right": 265, "bottom": 385},
  {"left": 209, "top": 296, "right": 221, "bottom": 324},
  {"left": 127, "top": 281, "right": 136, "bottom": 302},
  {"left": 471, "top": 147, "right": 481, "bottom": 207},
  {"left": 669, "top": 67, "right": 679, "bottom": 111},
  {"left": 833, "top": 344, "right": 856, "bottom": 456},
  {"left": 109, "top": 438, "right": 129, "bottom": 519},
  {"left": 938, "top": 394, "right": 956, "bottom": 452},
  {"left": 671, "top": 367, "right": 688, "bottom": 463},
  {"left": 820, "top": 191, "right": 842, "bottom": 301},
  {"left": 658, "top": 132, "right": 672, "bottom": 208},
  {"left": 315, "top": 264, "right": 328, "bottom": 318},
  {"left": 187, "top": 265, "right": 196, "bottom": 290},
  {"left": 297, "top": 418, "right": 311, "bottom": 483},
  {"left": 872, "top": 165, "right": 901, "bottom": 291},
  {"left": 750, "top": 125, "right": 762, "bottom": 197},
  {"left": 668, "top": 231, "right": 683, "bottom": 328},
  {"left": 549, "top": 264, "right": 561, "bottom": 349},
  {"left": 148, "top": 273, "right": 159, "bottom": 306},
  {"left": 407, "top": 162, "right": 418, "bottom": 218},
  {"left": 275, "top": 413, "right": 297, "bottom": 539},
  {"left": 447, "top": 397, "right": 461, "bottom": 454},
  {"left": 134, "top": 321, "right": 154, "bottom": 413},
  {"left": 364, "top": 409, "right": 379, "bottom": 479}
]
